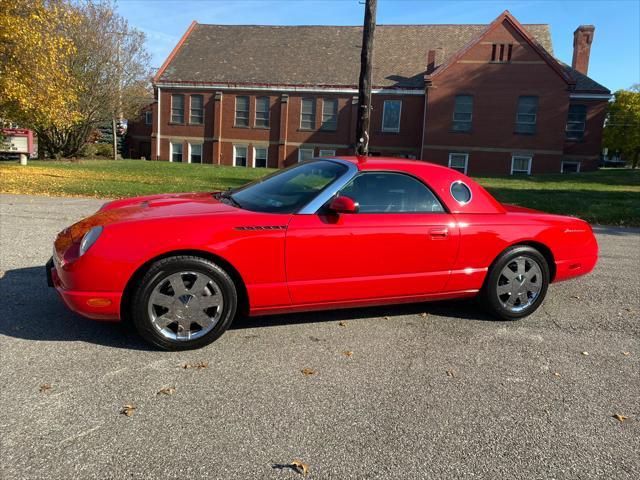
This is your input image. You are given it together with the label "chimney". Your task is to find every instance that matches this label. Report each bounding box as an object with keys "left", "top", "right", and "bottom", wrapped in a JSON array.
[
  {"left": 572, "top": 25, "right": 595, "bottom": 75},
  {"left": 426, "top": 47, "right": 445, "bottom": 75}
]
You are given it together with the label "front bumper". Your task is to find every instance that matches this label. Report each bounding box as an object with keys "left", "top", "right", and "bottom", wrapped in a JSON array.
[{"left": 46, "top": 257, "right": 121, "bottom": 321}]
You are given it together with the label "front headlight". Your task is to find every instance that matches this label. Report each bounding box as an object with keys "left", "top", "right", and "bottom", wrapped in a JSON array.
[{"left": 79, "top": 226, "right": 103, "bottom": 256}]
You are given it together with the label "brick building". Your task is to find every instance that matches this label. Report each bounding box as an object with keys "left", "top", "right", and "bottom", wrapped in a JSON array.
[{"left": 126, "top": 11, "right": 610, "bottom": 175}]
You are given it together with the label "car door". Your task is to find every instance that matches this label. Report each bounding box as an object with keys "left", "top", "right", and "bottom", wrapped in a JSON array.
[{"left": 285, "top": 171, "right": 460, "bottom": 305}]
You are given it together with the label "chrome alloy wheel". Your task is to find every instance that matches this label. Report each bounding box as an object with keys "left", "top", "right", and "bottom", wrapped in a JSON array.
[
  {"left": 147, "top": 271, "right": 224, "bottom": 341},
  {"left": 496, "top": 256, "right": 543, "bottom": 313}
]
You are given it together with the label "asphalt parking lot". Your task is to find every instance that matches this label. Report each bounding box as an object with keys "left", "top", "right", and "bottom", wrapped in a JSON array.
[{"left": 1, "top": 193, "right": 638, "bottom": 479}]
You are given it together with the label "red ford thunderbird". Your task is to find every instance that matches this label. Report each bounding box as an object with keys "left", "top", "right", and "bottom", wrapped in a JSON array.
[{"left": 47, "top": 157, "right": 598, "bottom": 350}]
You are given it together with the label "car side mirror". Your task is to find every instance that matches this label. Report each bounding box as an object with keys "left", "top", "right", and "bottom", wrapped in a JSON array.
[{"left": 328, "top": 195, "right": 359, "bottom": 214}]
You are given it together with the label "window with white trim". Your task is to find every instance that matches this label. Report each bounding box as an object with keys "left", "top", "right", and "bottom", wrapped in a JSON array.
[
  {"left": 561, "top": 161, "right": 581, "bottom": 173},
  {"left": 233, "top": 145, "right": 248, "bottom": 167},
  {"left": 255, "top": 96, "right": 270, "bottom": 128},
  {"left": 382, "top": 100, "right": 401, "bottom": 132},
  {"left": 452, "top": 95, "right": 473, "bottom": 132},
  {"left": 170, "top": 142, "right": 183, "bottom": 162},
  {"left": 144, "top": 111, "right": 152, "bottom": 125},
  {"left": 300, "top": 98, "right": 316, "bottom": 129},
  {"left": 321, "top": 99, "right": 338, "bottom": 131},
  {"left": 319, "top": 149, "right": 336, "bottom": 157},
  {"left": 448, "top": 153, "right": 469, "bottom": 174},
  {"left": 171, "top": 94, "right": 184, "bottom": 123},
  {"left": 566, "top": 104, "right": 587, "bottom": 140},
  {"left": 298, "top": 148, "right": 314, "bottom": 162},
  {"left": 189, "top": 143, "right": 202, "bottom": 164},
  {"left": 235, "top": 96, "right": 249, "bottom": 127},
  {"left": 515, "top": 96, "right": 538, "bottom": 134},
  {"left": 190, "top": 95, "right": 204, "bottom": 124},
  {"left": 511, "top": 155, "right": 532, "bottom": 175},
  {"left": 254, "top": 146, "right": 268, "bottom": 168}
]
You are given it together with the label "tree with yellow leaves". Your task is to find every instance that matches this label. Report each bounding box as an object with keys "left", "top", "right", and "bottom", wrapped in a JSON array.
[{"left": 0, "top": 0, "right": 80, "bottom": 130}]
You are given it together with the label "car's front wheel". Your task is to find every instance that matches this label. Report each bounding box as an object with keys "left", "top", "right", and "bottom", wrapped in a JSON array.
[
  {"left": 481, "top": 245, "right": 550, "bottom": 320},
  {"left": 131, "top": 255, "right": 237, "bottom": 350}
]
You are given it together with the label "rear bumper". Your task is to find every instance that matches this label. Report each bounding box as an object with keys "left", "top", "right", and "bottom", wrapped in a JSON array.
[
  {"left": 554, "top": 254, "right": 598, "bottom": 282},
  {"left": 47, "top": 257, "right": 121, "bottom": 321}
]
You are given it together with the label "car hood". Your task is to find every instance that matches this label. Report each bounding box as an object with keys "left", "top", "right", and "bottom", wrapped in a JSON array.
[{"left": 63, "top": 192, "right": 237, "bottom": 243}]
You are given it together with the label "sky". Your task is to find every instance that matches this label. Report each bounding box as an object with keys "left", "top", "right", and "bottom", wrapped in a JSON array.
[{"left": 116, "top": 0, "right": 640, "bottom": 92}]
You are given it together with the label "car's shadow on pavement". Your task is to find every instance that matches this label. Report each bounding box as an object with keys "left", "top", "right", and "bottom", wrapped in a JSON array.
[{"left": 0, "top": 266, "right": 495, "bottom": 349}]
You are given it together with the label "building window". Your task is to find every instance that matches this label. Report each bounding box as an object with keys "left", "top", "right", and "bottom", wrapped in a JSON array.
[
  {"left": 253, "top": 146, "right": 268, "bottom": 168},
  {"left": 235, "top": 96, "right": 249, "bottom": 127},
  {"left": 511, "top": 155, "right": 532, "bottom": 175},
  {"left": 448, "top": 153, "right": 469, "bottom": 174},
  {"left": 321, "top": 99, "right": 338, "bottom": 131},
  {"left": 233, "top": 145, "right": 248, "bottom": 167},
  {"left": 515, "top": 96, "right": 538, "bottom": 134},
  {"left": 171, "top": 94, "right": 184, "bottom": 123},
  {"left": 189, "top": 143, "right": 202, "bottom": 164},
  {"left": 255, "top": 96, "right": 270, "bottom": 128},
  {"left": 170, "top": 142, "right": 183, "bottom": 162},
  {"left": 452, "top": 95, "right": 473, "bottom": 132},
  {"left": 382, "top": 100, "right": 401, "bottom": 132},
  {"left": 298, "top": 148, "right": 314, "bottom": 162},
  {"left": 190, "top": 95, "right": 204, "bottom": 124},
  {"left": 300, "top": 98, "right": 316, "bottom": 130},
  {"left": 144, "top": 111, "right": 152, "bottom": 125},
  {"left": 491, "top": 43, "right": 513, "bottom": 62},
  {"left": 561, "top": 161, "right": 581, "bottom": 173},
  {"left": 319, "top": 149, "right": 336, "bottom": 157},
  {"left": 566, "top": 104, "right": 587, "bottom": 140}
]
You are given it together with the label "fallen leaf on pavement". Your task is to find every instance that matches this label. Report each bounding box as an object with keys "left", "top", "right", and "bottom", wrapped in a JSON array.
[
  {"left": 446, "top": 369, "right": 456, "bottom": 377},
  {"left": 623, "top": 352, "right": 631, "bottom": 356},
  {"left": 121, "top": 404, "right": 136, "bottom": 417},
  {"left": 291, "top": 459, "right": 309, "bottom": 476},
  {"left": 612, "top": 414, "right": 628, "bottom": 422},
  {"left": 338, "top": 321, "right": 347, "bottom": 327},
  {"left": 384, "top": 316, "right": 389, "bottom": 320},
  {"left": 571, "top": 295, "right": 580, "bottom": 299},
  {"left": 342, "top": 351, "right": 353, "bottom": 358},
  {"left": 39, "top": 384, "right": 52, "bottom": 393},
  {"left": 157, "top": 387, "right": 176, "bottom": 395},
  {"left": 301, "top": 368, "right": 315, "bottom": 376},
  {"left": 420, "top": 312, "right": 428, "bottom": 318},
  {"left": 182, "top": 361, "right": 209, "bottom": 369},
  {"left": 581, "top": 351, "right": 589, "bottom": 356},
  {"left": 553, "top": 372, "right": 561, "bottom": 377}
]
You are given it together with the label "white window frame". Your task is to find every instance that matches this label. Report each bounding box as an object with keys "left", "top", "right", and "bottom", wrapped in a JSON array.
[
  {"left": 254, "top": 96, "right": 270, "bottom": 128},
  {"left": 320, "top": 98, "right": 338, "bottom": 131},
  {"left": 188, "top": 142, "right": 203, "bottom": 164},
  {"left": 234, "top": 96, "right": 249, "bottom": 127},
  {"left": 171, "top": 94, "right": 184, "bottom": 123},
  {"left": 253, "top": 146, "right": 268, "bottom": 168},
  {"left": 448, "top": 153, "right": 469, "bottom": 174},
  {"left": 319, "top": 149, "right": 336, "bottom": 157},
  {"left": 300, "top": 98, "right": 316, "bottom": 130},
  {"left": 511, "top": 154, "right": 533, "bottom": 175},
  {"left": 561, "top": 161, "right": 581, "bottom": 173},
  {"left": 298, "top": 148, "right": 314, "bottom": 163},
  {"left": 233, "top": 144, "right": 248, "bottom": 167},
  {"left": 144, "top": 111, "right": 152, "bottom": 125},
  {"left": 382, "top": 100, "right": 402, "bottom": 133},
  {"left": 169, "top": 141, "right": 183, "bottom": 163},
  {"left": 189, "top": 94, "right": 204, "bottom": 125}
]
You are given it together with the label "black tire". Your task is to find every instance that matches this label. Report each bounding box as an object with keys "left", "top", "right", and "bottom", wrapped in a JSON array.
[
  {"left": 480, "top": 245, "right": 550, "bottom": 321},
  {"left": 131, "top": 255, "right": 237, "bottom": 350}
]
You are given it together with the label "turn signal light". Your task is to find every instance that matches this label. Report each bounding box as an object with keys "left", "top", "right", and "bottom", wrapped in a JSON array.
[{"left": 86, "top": 298, "right": 112, "bottom": 307}]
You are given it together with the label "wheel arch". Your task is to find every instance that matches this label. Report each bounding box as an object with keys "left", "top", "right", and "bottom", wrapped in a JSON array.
[
  {"left": 120, "top": 249, "right": 249, "bottom": 324},
  {"left": 495, "top": 240, "right": 556, "bottom": 281}
]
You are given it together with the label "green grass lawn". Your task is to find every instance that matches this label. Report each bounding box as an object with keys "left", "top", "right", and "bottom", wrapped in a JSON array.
[{"left": 1, "top": 160, "right": 638, "bottom": 226}]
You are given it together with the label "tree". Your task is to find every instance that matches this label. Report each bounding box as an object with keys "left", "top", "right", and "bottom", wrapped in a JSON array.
[
  {"left": 603, "top": 85, "right": 640, "bottom": 169},
  {"left": 36, "top": 0, "right": 152, "bottom": 158},
  {"left": 0, "top": 0, "right": 80, "bottom": 130},
  {"left": 355, "top": 0, "right": 377, "bottom": 156}
]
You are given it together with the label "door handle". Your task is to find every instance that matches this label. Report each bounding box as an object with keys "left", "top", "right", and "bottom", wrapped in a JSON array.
[{"left": 429, "top": 227, "right": 449, "bottom": 238}]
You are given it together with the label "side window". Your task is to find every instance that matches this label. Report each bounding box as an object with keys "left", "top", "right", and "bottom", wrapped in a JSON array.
[{"left": 339, "top": 172, "right": 445, "bottom": 213}]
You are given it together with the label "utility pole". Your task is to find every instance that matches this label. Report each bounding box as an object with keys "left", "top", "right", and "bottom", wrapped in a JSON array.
[{"left": 355, "top": 0, "right": 377, "bottom": 156}]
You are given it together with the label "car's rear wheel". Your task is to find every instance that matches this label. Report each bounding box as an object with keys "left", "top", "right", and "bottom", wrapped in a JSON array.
[
  {"left": 481, "top": 245, "right": 549, "bottom": 320},
  {"left": 131, "top": 256, "right": 237, "bottom": 350}
]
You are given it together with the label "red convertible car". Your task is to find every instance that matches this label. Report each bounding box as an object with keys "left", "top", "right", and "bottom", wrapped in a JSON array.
[{"left": 47, "top": 157, "right": 598, "bottom": 350}]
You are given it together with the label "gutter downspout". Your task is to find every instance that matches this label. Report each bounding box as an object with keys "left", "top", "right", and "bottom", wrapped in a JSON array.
[{"left": 156, "top": 86, "right": 161, "bottom": 160}]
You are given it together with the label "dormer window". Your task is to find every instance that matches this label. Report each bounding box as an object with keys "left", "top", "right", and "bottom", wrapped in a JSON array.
[{"left": 491, "top": 43, "right": 513, "bottom": 62}]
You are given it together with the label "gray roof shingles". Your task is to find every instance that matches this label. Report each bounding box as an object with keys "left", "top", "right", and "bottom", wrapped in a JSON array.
[{"left": 158, "top": 23, "right": 607, "bottom": 92}]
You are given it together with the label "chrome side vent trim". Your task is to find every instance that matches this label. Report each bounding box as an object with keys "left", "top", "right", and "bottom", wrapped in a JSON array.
[{"left": 234, "top": 225, "right": 287, "bottom": 231}]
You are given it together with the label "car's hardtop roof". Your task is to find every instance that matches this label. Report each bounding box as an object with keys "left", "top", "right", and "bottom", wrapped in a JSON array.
[{"left": 329, "top": 155, "right": 452, "bottom": 173}]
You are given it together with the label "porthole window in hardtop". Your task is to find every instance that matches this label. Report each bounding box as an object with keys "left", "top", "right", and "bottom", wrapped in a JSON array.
[
  {"left": 450, "top": 181, "right": 472, "bottom": 204},
  {"left": 339, "top": 172, "right": 445, "bottom": 213}
]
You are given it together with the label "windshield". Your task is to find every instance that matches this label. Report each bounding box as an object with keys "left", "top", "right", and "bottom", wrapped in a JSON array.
[{"left": 230, "top": 160, "right": 348, "bottom": 213}]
